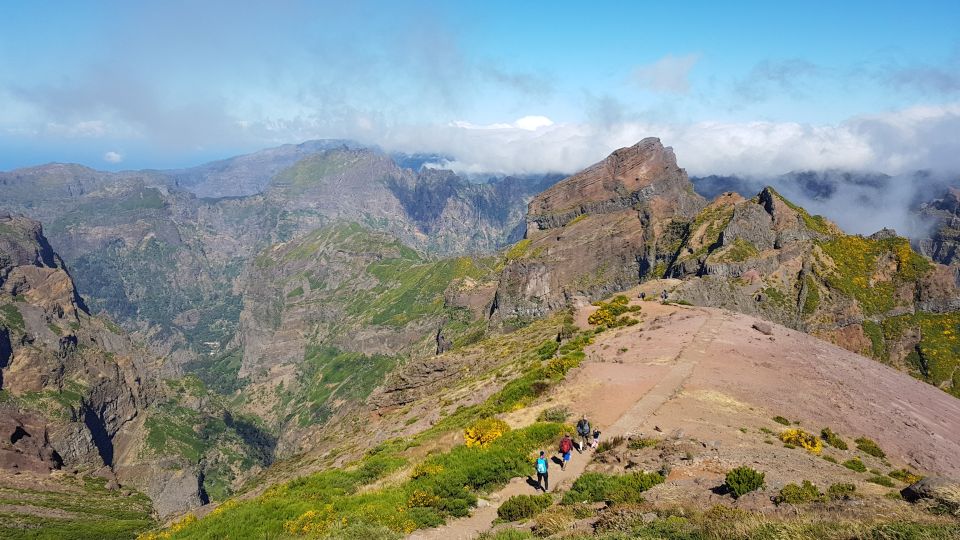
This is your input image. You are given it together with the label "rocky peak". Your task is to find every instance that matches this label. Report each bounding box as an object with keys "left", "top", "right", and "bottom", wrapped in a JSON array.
[
  {"left": 527, "top": 137, "right": 703, "bottom": 231},
  {"left": 0, "top": 214, "right": 62, "bottom": 270}
]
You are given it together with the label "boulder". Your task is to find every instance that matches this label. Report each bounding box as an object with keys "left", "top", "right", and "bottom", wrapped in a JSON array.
[{"left": 901, "top": 477, "right": 960, "bottom": 511}]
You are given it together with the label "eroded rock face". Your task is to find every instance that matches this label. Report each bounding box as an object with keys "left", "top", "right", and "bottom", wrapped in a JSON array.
[
  {"left": 0, "top": 411, "right": 63, "bottom": 473},
  {"left": 917, "top": 188, "right": 960, "bottom": 268},
  {"left": 494, "top": 138, "right": 705, "bottom": 319}
]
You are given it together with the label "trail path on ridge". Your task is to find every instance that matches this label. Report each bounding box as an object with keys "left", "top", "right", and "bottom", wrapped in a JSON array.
[{"left": 408, "top": 302, "right": 723, "bottom": 540}]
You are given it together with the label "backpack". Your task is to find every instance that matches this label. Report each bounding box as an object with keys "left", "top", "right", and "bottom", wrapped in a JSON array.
[
  {"left": 559, "top": 437, "right": 572, "bottom": 453},
  {"left": 536, "top": 457, "right": 548, "bottom": 474},
  {"left": 577, "top": 419, "right": 590, "bottom": 436}
]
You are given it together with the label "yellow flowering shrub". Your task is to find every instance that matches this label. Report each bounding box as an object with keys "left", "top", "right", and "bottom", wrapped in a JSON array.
[
  {"left": 283, "top": 505, "right": 338, "bottom": 536},
  {"left": 410, "top": 462, "right": 444, "bottom": 479},
  {"left": 137, "top": 514, "right": 197, "bottom": 540},
  {"left": 780, "top": 428, "right": 823, "bottom": 454},
  {"left": 407, "top": 489, "right": 441, "bottom": 508},
  {"left": 464, "top": 418, "right": 510, "bottom": 447}
]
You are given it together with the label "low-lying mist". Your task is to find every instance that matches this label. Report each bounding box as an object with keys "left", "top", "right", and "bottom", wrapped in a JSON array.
[{"left": 692, "top": 170, "right": 960, "bottom": 241}]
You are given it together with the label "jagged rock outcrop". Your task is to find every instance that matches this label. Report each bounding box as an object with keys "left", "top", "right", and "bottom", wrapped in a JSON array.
[
  {"left": 918, "top": 188, "right": 960, "bottom": 269},
  {"left": 0, "top": 411, "right": 63, "bottom": 473},
  {"left": 0, "top": 215, "right": 268, "bottom": 517},
  {"left": 493, "top": 138, "right": 705, "bottom": 319}
]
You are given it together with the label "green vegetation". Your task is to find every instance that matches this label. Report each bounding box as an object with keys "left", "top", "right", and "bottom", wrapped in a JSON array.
[
  {"left": 815, "top": 235, "right": 931, "bottom": 316},
  {"left": 854, "top": 437, "right": 886, "bottom": 458},
  {"left": 628, "top": 437, "right": 660, "bottom": 450},
  {"left": 0, "top": 303, "right": 25, "bottom": 332},
  {"left": 504, "top": 239, "right": 531, "bottom": 261},
  {"left": 595, "top": 435, "right": 626, "bottom": 453},
  {"left": 0, "top": 475, "right": 154, "bottom": 539},
  {"left": 497, "top": 494, "right": 552, "bottom": 522},
  {"left": 826, "top": 482, "right": 857, "bottom": 500},
  {"left": 866, "top": 475, "right": 895, "bottom": 488},
  {"left": 285, "top": 286, "right": 304, "bottom": 298},
  {"left": 294, "top": 345, "right": 399, "bottom": 426},
  {"left": 589, "top": 507, "right": 960, "bottom": 539},
  {"left": 801, "top": 275, "right": 820, "bottom": 315},
  {"left": 185, "top": 348, "right": 245, "bottom": 394},
  {"left": 772, "top": 416, "right": 791, "bottom": 426},
  {"left": 679, "top": 203, "right": 736, "bottom": 262},
  {"left": 158, "top": 423, "right": 566, "bottom": 538},
  {"left": 566, "top": 213, "right": 588, "bottom": 227},
  {"left": 773, "top": 480, "right": 822, "bottom": 505},
  {"left": 880, "top": 312, "right": 960, "bottom": 395},
  {"left": 587, "top": 295, "right": 641, "bottom": 328},
  {"left": 537, "top": 406, "right": 570, "bottom": 423},
  {"left": 717, "top": 237, "right": 758, "bottom": 263},
  {"left": 889, "top": 469, "right": 923, "bottom": 484},
  {"left": 861, "top": 320, "right": 887, "bottom": 359},
  {"left": 271, "top": 150, "right": 365, "bottom": 194},
  {"left": 820, "top": 427, "right": 848, "bottom": 450},
  {"left": 769, "top": 188, "right": 834, "bottom": 235},
  {"left": 779, "top": 428, "right": 822, "bottom": 454},
  {"left": 562, "top": 471, "right": 664, "bottom": 504},
  {"left": 723, "top": 467, "right": 764, "bottom": 498},
  {"left": 843, "top": 458, "right": 867, "bottom": 473}
]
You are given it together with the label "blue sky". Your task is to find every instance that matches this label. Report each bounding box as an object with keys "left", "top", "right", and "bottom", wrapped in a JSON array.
[{"left": 1, "top": 0, "right": 958, "bottom": 174}]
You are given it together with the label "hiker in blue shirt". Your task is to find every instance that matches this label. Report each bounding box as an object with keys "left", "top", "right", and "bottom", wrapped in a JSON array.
[{"left": 535, "top": 451, "right": 549, "bottom": 492}]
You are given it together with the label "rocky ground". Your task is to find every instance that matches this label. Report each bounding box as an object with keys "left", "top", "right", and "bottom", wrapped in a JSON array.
[{"left": 409, "top": 285, "right": 960, "bottom": 539}]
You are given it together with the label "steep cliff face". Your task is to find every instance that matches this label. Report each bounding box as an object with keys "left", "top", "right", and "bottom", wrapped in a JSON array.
[
  {"left": 229, "top": 222, "right": 498, "bottom": 455},
  {"left": 492, "top": 140, "right": 960, "bottom": 397},
  {"left": 0, "top": 144, "right": 556, "bottom": 370},
  {"left": 493, "top": 138, "right": 705, "bottom": 319},
  {"left": 917, "top": 188, "right": 960, "bottom": 269},
  {"left": 0, "top": 215, "right": 269, "bottom": 517}
]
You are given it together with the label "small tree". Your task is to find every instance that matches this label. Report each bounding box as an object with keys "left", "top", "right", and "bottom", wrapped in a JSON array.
[{"left": 724, "top": 466, "right": 765, "bottom": 498}]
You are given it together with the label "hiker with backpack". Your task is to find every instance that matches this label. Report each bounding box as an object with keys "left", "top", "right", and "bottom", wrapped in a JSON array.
[
  {"left": 535, "top": 451, "right": 549, "bottom": 492},
  {"left": 559, "top": 433, "right": 574, "bottom": 471},
  {"left": 576, "top": 415, "right": 591, "bottom": 452}
]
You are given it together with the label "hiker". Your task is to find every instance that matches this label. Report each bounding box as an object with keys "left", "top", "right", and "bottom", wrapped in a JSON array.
[
  {"left": 590, "top": 429, "right": 601, "bottom": 449},
  {"left": 535, "top": 451, "right": 549, "bottom": 492},
  {"left": 660, "top": 289, "right": 668, "bottom": 301},
  {"left": 639, "top": 291, "right": 646, "bottom": 300},
  {"left": 559, "top": 434, "right": 573, "bottom": 470},
  {"left": 576, "top": 415, "right": 591, "bottom": 452}
]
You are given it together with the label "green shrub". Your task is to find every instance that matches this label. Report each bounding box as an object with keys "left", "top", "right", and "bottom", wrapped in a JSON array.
[
  {"left": 826, "top": 483, "right": 857, "bottom": 500},
  {"left": 536, "top": 340, "right": 559, "bottom": 360},
  {"left": 888, "top": 469, "right": 923, "bottom": 485},
  {"left": 855, "top": 437, "right": 885, "bottom": 458},
  {"left": 477, "top": 531, "right": 534, "bottom": 540},
  {"left": 843, "top": 458, "right": 867, "bottom": 472},
  {"left": 866, "top": 475, "right": 895, "bottom": 487},
  {"left": 724, "top": 467, "right": 765, "bottom": 498},
  {"left": 773, "top": 480, "right": 822, "bottom": 505},
  {"left": 536, "top": 406, "right": 570, "bottom": 423},
  {"left": 772, "top": 416, "right": 791, "bottom": 426},
  {"left": 596, "top": 435, "right": 625, "bottom": 453},
  {"left": 822, "top": 455, "right": 838, "bottom": 464},
  {"left": 820, "top": 427, "right": 848, "bottom": 450},
  {"left": 588, "top": 296, "right": 641, "bottom": 328},
  {"left": 562, "top": 471, "right": 663, "bottom": 504},
  {"left": 628, "top": 438, "right": 660, "bottom": 450},
  {"left": 497, "top": 494, "right": 552, "bottom": 522}
]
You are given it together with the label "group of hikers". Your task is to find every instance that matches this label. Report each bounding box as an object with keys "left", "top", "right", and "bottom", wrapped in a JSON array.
[{"left": 534, "top": 415, "right": 598, "bottom": 492}]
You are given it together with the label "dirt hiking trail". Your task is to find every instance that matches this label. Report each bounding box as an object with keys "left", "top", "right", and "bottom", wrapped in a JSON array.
[
  {"left": 409, "top": 292, "right": 960, "bottom": 539},
  {"left": 409, "top": 302, "right": 722, "bottom": 540}
]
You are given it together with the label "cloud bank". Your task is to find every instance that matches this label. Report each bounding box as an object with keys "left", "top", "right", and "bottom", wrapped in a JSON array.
[{"left": 368, "top": 103, "right": 960, "bottom": 178}]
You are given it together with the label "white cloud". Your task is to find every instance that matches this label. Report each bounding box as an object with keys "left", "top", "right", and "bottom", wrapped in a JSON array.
[
  {"left": 451, "top": 115, "right": 554, "bottom": 131},
  {"left": 103, "top": 151, "right": 123, "bottom": 163},
  {"left": 377, "top": 103, "right": 960, "bottom": 177},
  {"left": 633, "top": 54, "right": 701, "bottom": 93}
]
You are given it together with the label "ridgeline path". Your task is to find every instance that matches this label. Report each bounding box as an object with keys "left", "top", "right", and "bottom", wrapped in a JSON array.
[{"left": 408, "top": 302, "right": 721, "bottom": 540}]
